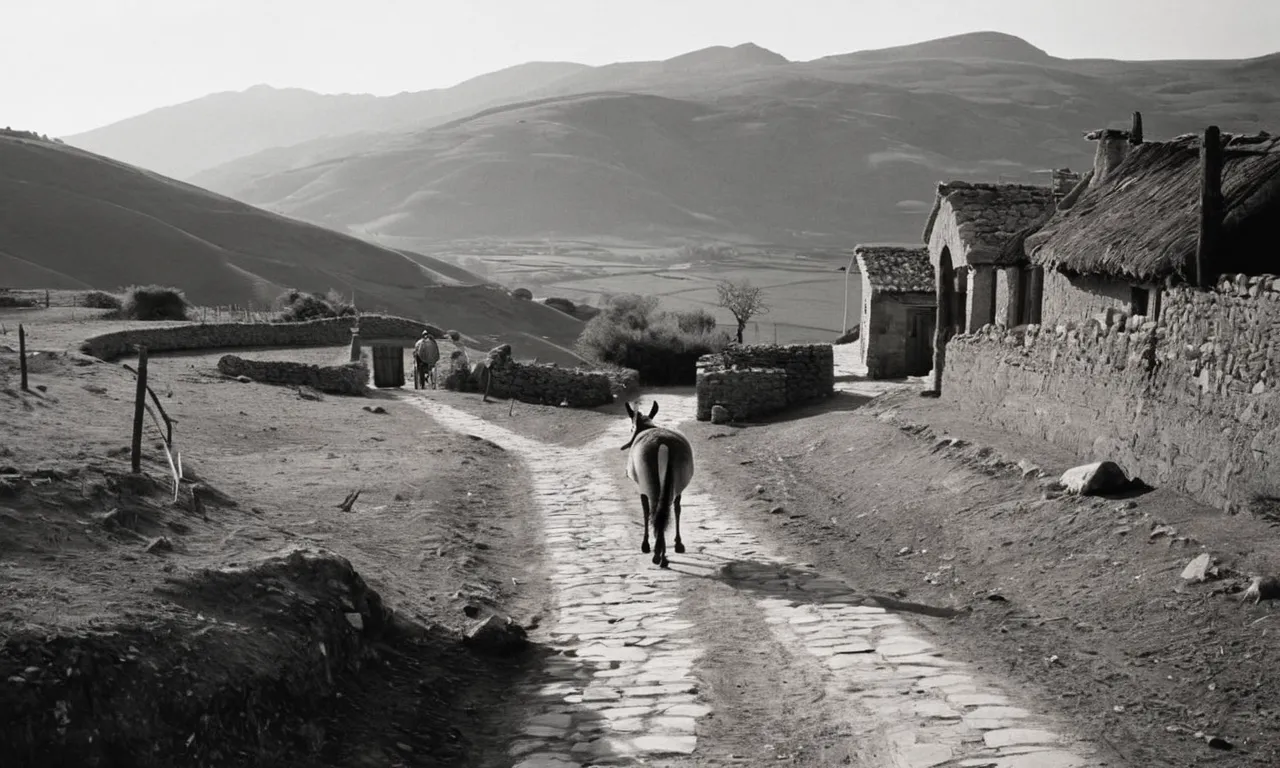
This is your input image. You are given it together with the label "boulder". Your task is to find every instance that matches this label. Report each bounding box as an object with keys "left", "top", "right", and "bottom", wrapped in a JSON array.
[
  {"left": 710, "top": 405, "right": 731, "bottom": 424},
  {"left": 464, "top": 615, "right": 529, "bottom": 656},
  {"left": 1059, "top": 461, "right": 1131, "bottom": 496}
]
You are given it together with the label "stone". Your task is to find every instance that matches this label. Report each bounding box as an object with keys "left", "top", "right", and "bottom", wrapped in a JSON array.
[
  {"left": 344, "top": 612, "right": 364, "bottom": 631},
  {"left": 629, "top": 734, "right": 697, "bottom": 755},
  {"left": 1180, "top": 552, "right": 1217, "bottom": 583},
  {"left": 144, "top": 536, "right": 173, "bottom": 554},
  {"left": 1058, "top": 461, "right": 1131, "bottom": 495},
  {"left": 710, "top": 405, "right": 731, "bottom": 424},
  {"left": 982, "top": 728, "right": 1062, "bottom": 749},
  {"left": 465, "top": 615, "right": 529, "bottom": 655}
]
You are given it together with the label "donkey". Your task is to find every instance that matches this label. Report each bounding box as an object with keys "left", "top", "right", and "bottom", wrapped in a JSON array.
[
  {"left": 413, "top": 333, "right": 440, "bottom": 389},
  {"left": 620, "top": 400, "right": 695, "bottom": 568}
]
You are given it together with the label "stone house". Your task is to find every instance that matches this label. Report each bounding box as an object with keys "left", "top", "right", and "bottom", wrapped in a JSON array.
[
  {"left": 1006, "top": 127, "right": 1280, "bottom": 327},
  {"left": 854, "top": 245, "right": 936, "bottom": 379}
]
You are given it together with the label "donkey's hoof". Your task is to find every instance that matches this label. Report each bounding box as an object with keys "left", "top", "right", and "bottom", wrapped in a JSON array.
[
  {"left": 652, "top": 552, "right": 662, "bottom": 565},
  {"left": 659, "top": 557, "right": 670, "bottom": 569},
  {"left": 641, "top": 541, "right": 651, "bottom": 554},
  {"left": 674, "top": 542, "right": 685, "bottom": 554}
]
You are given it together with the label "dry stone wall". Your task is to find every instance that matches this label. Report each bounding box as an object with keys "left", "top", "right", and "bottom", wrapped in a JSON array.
[
  {"left": 469, "top": 345, "right": 614, "bottom": 408},
  {"left": 695, "top": 344, "right": 834, "bottom": 421},
  {"left": 217, "top": 355, "right": 370, "bottom": 395},
  {"left": 81, "top": 315, "right": 436, "bottom": 361},
  {"left": 941, "top": 273, "right": 1280, "bottom": 510}
]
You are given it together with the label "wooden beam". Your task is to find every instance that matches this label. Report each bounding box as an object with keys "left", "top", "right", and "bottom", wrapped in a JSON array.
[
  {"left": 130, "top": 346, "right": 149, "bottom": 474},
  {"left": 18, "top": 324, "right": 28, "bottom": 392},
  {"left": 1130, "top": 111, "right": 1143, "bottom": 145},
  {"left": 1196, "top": 125, "right": 1224, "bottom": 288}
]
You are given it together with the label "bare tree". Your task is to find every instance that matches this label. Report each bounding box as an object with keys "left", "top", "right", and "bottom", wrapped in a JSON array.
[{"left": 716, "top": 279, "right": 769, "bottom": 344}]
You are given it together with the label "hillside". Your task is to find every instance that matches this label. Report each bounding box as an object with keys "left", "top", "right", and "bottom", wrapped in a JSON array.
[
  {"left": 63, "top": 62, "right": 591, "bottom": 180},
  {"left": 167, "top": 32, "right": 1280, "bottom": 247},
  {"left": 0, "top": 134, "right": 590, "bottom": 362}
]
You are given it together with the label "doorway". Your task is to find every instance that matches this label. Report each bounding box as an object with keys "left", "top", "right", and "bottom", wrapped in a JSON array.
[{"left": 906, "top": 307, "right": 936, "bottom": 377}]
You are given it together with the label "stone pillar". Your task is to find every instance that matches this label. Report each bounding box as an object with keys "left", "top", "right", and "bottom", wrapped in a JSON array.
[
  {"left": 1000, "top": 266, "right": 1025, "bottom": 327},
  {"left": 966, "top": 266, "right": 997, "bottom": 331},
  {"left": 349, "top": 328, "right": 361, "bottom": 362}
]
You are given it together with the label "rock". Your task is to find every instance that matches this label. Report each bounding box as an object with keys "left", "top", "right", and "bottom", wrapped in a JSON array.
[
  {"left": 465, "top": 615, "right": 529, "bottom": 656},
  {"left": 710, "top": 405, "right": 731, "bottom": 424},
  {"left": 145, "top": 536, "right": 173, "bottom": 554},
  {"left": 769, "top": 505, "right": 785, "bottom": 515},
  {"left": 1180, "top": 553, "right": 1217, "bottom": 583},
  {"left": 296, "top": 385, "right": 324, "bottom": 401},
  {"left": 344, "top": 612, "right": 364, "bottom": 631},
  {"left": 1016, "top": 459, "right": 1043, "bottom": 478},
  {"left": 235, "top": 375, "right": 252, "bottom": 383},
  {"left": 1059, "top": 461, "right": 1131, "bottom": 495}
]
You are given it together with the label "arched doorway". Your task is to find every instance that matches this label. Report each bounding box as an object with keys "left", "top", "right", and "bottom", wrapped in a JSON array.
[{"left": 930, "top": 247, "right": 955, "bottom": 394}]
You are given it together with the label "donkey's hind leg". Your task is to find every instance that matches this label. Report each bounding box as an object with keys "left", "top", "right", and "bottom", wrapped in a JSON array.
[
  {"left": 673, "top": 494, "right": 685, "bottom": 554},
  {"left": 640, "top": 494, "right": 651, "bottom": 554}
]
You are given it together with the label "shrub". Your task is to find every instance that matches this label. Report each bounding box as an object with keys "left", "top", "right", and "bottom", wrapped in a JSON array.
[
  {"left": 118, "top": 285, "right": 189, "bottom": 321},
  {"left": 82, "top": 291, "right": 122, "bottom": 310},
  {"left": 512, "top": 287, "right": 534, "bottom": 300},
  {"left": 575, "top": 295, "right": 730, "bottom": 386},
  {"left": 275, "top": 288, "right": 356, "bottom": 322}
]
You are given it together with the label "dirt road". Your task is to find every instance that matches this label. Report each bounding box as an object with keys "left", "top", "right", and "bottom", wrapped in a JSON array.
[{"left": 405, "top": 391, "right": 1107, "bottom": 768}]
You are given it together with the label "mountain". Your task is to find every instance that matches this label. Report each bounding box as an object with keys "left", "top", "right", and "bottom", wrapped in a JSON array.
[
  {"left": 63, "top": 62, "right": 591, "bottom": 180},
  {"left": 58, "top": 33, "right": 1280, "bottom": 247},
  {"left": 0, "top": 133, "right": 589, "bottom": 363},
  {"left": 192, "top": 33, "right": 1280, "bottom": 247}
]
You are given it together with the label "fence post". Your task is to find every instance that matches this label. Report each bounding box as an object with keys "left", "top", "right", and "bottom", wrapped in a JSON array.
[
  {"left": 18, "top": 324, "right": 28, "bottom": 392},
  {"left": 44, "top": 290, "right": 50, "bottom": 309},
  {"left": 131, "top": 346, "right": 149, "bottom": 474}
]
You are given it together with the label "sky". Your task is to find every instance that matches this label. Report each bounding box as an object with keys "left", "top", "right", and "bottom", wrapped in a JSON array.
[{"left": 5, "top": 0, "right": 1278, "bottom": 136}]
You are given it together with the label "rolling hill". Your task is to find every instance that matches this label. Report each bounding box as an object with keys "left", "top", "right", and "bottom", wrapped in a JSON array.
[
  {"left": 125, "top": 31, "right": 1280, "bottom": 248},
  {"left": 0, "top": 133, "right": 590, "bottom": 363}
]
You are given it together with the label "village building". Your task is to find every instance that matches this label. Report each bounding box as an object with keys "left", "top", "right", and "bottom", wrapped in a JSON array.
[
  {"left": 1010, "top": 125, "right": 1280, "bottom": 327},
  {"left": 853, "top": 245, "right": 936, "bottom": 379}
]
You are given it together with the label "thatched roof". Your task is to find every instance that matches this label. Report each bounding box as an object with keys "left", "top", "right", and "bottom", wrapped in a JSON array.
[
  {"left": 921, "top": 181, "right": 1057, "bottom": 265},
  {"left": 855, "top": 245, "right": 934, "bottom": 294},
  {"left": 1027, "top": 132, "right": 1280, "bottom": 281}
]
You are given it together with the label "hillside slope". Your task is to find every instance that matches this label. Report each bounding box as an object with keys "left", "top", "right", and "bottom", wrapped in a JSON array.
[
  {"left": 0, "top": 135, "right": 589, "bottom": 362},
  {"left": 187, "top": 33, "right": 1280, "bottom": 246},
  {"left": 63, "top": 62, "right": 591, "bottom": 180}
]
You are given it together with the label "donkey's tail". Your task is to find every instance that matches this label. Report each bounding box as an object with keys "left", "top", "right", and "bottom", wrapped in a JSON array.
[{"left": 654, "top": 443, "right": 676, "bottom": 541}]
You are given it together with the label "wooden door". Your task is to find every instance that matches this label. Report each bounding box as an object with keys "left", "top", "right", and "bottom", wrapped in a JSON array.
[
  {"left": 371, "top": 345, "right": 405, "bottom": 388},
  {"left": 905, "top": 308, "right": 936, "bottom": 377}
]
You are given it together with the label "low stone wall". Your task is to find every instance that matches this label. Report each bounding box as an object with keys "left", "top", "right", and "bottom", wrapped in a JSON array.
[
  {"left": 695, "top": 365, "right": 787, "bottom": 421},
  {"left": 81, "top": 315, "right": 437, "bottom": 361},
  {"left": 695, "top": 344, "right": 834, "bottom": 422},
  {"left": 217, "top": 355, "right": 369, "bottom": 395},
  {"left": 940, "top": 273, "right": 1280, "bottom": 510},
  {"left": 468, "top": 345, "right": 613, "bottom": 408}
]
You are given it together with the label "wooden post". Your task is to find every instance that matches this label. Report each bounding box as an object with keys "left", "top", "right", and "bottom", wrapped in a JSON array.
[
  {"left": 131, "top": 346, "right": 149, "bottom": 474},
  {"left": 1196, "top": 125, "right": 1223, "bottom": 288},
  {"left": 43, "top": 290, "right": 50, "bottom": 309},
  {"left": 18, "top": 324, "right": 28, "bottom": 392},
  {"left": 1130, "top": 111, "right": 1143, "bottom": 145}
]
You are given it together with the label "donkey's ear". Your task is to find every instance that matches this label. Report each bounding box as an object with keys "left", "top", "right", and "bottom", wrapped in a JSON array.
[
  {"left": 624, "top": 402, "right": 635, "bottom": 418},
  {"left": 648, "top": 400, "right": 659, "bottom": 419}
]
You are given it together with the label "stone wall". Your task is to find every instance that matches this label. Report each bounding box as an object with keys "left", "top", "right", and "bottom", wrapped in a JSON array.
[
  {"left": 81, "top": 315, "right": 437, "bottom": 361},
  {"left": 941, "top": 273, "right": 1280, "bottom": 510},
  {"left": 470, "top": 345, "right": 614, "bottom": 408},
  {"left": 1039, "top": 270, "right": 1138, "bottom": 327},
  {"left": 695, "top": 366, "right": 787, "bottom": 422},
  {"left": 217, "top": 355, "right": 370, "bottom": 395},
  {"left": 863, "top": 293, "right": 935, "bottom": 379},
  {"left": 695, "top": 344, "right": 834, "bottom": 421}
]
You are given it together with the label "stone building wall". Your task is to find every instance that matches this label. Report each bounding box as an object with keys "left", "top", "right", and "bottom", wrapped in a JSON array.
[
  {"left": 81, "top": 315, "right": 436, "bottom": 361},
  {"left": 863, "top": 293, "right": 936, "bottom": 379},
  {"left": 1039, "top": 270, "right": 1139, "bottom": 327},
  {"left": 695, "top": 344, "right": 834, "bottom": 421},
  {"left": 216, "top": 355, "right": 370, "bottom": 395},
  {"left": 941, "top": 273, "right": 1280, "bottom": 510}
]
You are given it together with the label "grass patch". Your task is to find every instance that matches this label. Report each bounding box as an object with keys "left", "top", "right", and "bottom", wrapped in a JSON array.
[
  {"left": 117, "top": 285, "right": 190, "bottom": 321},
  {"left": 575, "top": 295, "right": 729, "bottom": 385}
]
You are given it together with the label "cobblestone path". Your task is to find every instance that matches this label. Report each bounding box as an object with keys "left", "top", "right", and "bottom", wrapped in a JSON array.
[{"left": 404, "top": 393, "right": 1108, "bottom": 768}]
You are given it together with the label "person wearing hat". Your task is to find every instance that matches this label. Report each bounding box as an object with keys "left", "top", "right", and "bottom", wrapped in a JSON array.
[{"left": 413, "top": 331, "right": 440, "bottom": 389}]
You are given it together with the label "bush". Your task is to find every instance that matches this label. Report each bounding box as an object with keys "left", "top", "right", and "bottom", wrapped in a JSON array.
[
  {"left": 275, "top": 288, "right": 356, "bottom": 322},
  {"left": 575, "top": 295, "right": 730, "bottom": 386},
  {"left": 118, "top": 285, "right": 189, "bottom": 321},
  {"left": 512, "top": 287, "right": 534, "bottom": 300},
  {"left": 82, "top": 291, "right": 122, "bottom": 310}
]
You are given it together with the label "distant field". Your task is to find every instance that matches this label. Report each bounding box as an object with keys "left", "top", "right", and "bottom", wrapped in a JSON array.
[{"left": 386, "top": 239, "right": 863, "bottom": 345}]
